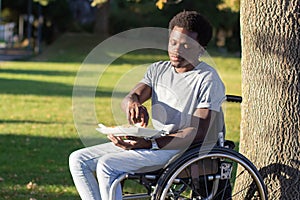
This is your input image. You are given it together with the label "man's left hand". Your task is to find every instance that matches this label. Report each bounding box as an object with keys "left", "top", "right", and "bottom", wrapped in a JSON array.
[{"left": 108, "top": 135, "right": 151, "bottom": 150}]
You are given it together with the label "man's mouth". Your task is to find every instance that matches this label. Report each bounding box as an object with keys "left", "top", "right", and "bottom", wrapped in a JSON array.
[{"left": 170, "top": 54, "right": 183, "bottom": 62}]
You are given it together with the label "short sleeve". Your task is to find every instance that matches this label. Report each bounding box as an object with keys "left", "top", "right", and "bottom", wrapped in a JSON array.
[
  {"left": 197, "top": 79, "right": 225, "bottom": 112},
  {"left": 140, "top": 64, "right": 154, "bottom": 87}
]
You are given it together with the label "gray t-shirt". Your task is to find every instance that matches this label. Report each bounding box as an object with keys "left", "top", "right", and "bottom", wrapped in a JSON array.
[{"left": 141, "top": 61, "right": 225, "bottom": 133}]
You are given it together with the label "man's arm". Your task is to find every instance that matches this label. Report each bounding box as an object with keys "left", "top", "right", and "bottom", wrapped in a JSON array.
[
  {"left": 154, "top": 108, "right": 214, "bottom": 150},
  {"left": 108, "top": 108, "right": 216, "bottom": 151}
]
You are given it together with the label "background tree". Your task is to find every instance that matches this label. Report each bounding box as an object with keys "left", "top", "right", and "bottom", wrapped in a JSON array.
[
  {"left": 93, "top": 0, "right": 240, "bottom": 52},
  {"left": 238, "top": 0, "right": 299, "bottom": 198},
  {"left": 91, "top": 0, "right": 109, "bottom": 35},
  {"left": 1, "top": 0, "right": 240, "bottom": 52}
]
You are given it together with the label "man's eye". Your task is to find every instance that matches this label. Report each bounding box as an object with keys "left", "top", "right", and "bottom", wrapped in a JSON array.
[
  {"left": 170, "top": 40, "right": 176, "bottom": 46},
  {"left": 183, "top": 44, "right": 190, "bottom": 49}
]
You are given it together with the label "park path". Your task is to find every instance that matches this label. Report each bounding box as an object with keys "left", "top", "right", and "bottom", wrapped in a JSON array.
[{"left": 0, "top": 48, "right": 32, "bottom": 61}]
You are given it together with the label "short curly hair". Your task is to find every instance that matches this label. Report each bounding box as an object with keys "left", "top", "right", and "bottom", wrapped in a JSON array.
[{"left": 169, "top": 11, "right": 213, "bottom": 47}]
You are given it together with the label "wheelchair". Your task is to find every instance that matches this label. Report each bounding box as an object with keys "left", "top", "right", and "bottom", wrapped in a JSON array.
[{"left": 109, "top": 95, "right": 268, "bottom": 200}]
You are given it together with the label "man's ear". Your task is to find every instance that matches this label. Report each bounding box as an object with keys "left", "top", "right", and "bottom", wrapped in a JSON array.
[{"left": 198, "top": 45, "right": 206, "bottom": 58}]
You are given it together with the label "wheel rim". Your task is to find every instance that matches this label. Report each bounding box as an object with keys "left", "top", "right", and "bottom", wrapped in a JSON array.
[{"left": 157, "top": 149, "right": 267, "bottom": 200}]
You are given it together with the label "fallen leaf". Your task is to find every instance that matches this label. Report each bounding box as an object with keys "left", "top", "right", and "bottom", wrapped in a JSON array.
[{"left": 26, "top": 181, "right": 38, "bottom": 190}]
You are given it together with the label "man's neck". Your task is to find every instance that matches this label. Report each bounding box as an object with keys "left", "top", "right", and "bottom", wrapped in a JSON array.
[{"left": 174, "top": 62, "right": 200, "bottom": 73}]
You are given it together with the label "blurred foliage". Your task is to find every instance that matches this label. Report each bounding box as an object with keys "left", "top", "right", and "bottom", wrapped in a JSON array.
[
  {"left": 217, "top": 0, "right": 240, "bottom": 12},
  {"left": 156, "top": 0, "right": 166, "bottom": 10},
  {"left": 91, "top": 0, "right": 108, "bottom": 7},
  {"left": 1, "top": 0, "right": 240, "bottom": 51},
  {"left": 109, "top": 0, "right": 240, "bottom": 51},
  {"left": 110, "top": 0, "right": 239, "bottom": 30},
  {"left": 33, "top": 0, "right": 55, "bottom": 6},
  {"left": 155, "top": 0, "right": 184, "bottom": 10},
  {"left": 155, "top": 0, "right": 240, "bottom": 12}
]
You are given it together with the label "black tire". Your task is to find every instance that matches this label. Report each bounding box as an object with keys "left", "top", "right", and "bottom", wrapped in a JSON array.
[{"left": 153, "top": 147, "right": 268, "bottom": 200}]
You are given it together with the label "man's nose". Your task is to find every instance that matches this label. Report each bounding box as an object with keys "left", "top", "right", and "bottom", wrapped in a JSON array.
[{"left": 172, "top": 44, "right": 183, "bottom": 53}]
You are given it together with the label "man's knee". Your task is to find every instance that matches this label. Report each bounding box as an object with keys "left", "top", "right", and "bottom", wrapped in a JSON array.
[
  {"left": 96, "top": 154, "right": 123, "bottom": 178},
  {"left": 69, "top": 150, "right": 86, "bottom": 172},
  {"left": 96, "top": 155, "right": 111, "bottom": 176}
]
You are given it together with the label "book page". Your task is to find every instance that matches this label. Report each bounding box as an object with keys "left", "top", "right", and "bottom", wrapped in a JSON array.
[{"left": 96, "top": 124, "right": 165, "bottom": 138}]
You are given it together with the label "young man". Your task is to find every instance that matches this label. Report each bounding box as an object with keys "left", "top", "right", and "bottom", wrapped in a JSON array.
[{"left": 69, "top": 11, "right": 225, "bottom": 200}]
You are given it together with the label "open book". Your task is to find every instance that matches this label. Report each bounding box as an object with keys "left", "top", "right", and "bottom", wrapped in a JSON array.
[{"left": 96, "top": 124, "right": 167, "bottom": 138}]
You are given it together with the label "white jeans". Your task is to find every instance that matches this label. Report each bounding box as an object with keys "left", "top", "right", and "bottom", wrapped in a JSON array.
[{"left": 69, "top": 142, "right": 180, "bottom": 200}]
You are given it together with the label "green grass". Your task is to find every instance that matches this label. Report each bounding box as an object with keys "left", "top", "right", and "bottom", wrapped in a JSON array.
[
  {"left": 0, "top": 61, "right": 83, "bottom": 199},
  {"left": 0, "top": 33, "right": 241, "bottom": 199}
]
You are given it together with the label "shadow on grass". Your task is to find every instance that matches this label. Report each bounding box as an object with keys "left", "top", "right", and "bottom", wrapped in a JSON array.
[
  {"left": 0, "top": 68, "right": 77, "bottom": 77},
  {"left": 0, "top": 78, "right": 74, "bottom": 96},
  {"left": 0, "top": 133, "right": 107, "bottom": 200},
  {"left": 0, "top": 119, "right": 54, "bottom": 124},
  {"left": 0, "top": 77, "right": 127, "bottom": 97}
]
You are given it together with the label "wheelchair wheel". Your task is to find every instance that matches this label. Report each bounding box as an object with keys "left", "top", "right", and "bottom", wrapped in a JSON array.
[{"left": 153, "top": 147, "right": 267, "bottom": 200}]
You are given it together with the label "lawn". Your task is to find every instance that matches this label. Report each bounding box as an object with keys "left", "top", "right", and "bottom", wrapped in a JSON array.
[{"left": 0, "top": 33, "right": 241, "bottom": 199}]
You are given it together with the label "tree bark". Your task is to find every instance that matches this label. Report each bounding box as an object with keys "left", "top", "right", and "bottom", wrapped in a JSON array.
[
  {"left": 93, "top": 0, "right": 110, "bottom": 37},
  {"left": 239, "top": 0, "right": 300, "bottom": 199}
]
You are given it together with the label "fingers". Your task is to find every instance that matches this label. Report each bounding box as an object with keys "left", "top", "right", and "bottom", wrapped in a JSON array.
[
  {"left": 127, "top": 104, "right": 149, "bottom": 126},
  {"left": 108, "top": 135, "right": 149, "bottom": 150},
  {"left": 135, "top": 104, "right": 139, "bottom": 119},
  {"left": 139, "top": 106, "right": 149, "bottom": 127},
  {"left": 107, "top": 134, "right": 133, "bottom": 150},
  {"left": 139, "top": 113, "right": 146, "bottom": 127},
  {"left": 127, "top": 102, "right": 139, "bottom": 124},
  {"left": 138, "top": 113, "right": 148, "bottom": 127},
  {"left": 125, "top": 136, "right": 138, "bottom": 140},
  {"left": 107, "top": 134, "right": 121, "bottom": 144}
]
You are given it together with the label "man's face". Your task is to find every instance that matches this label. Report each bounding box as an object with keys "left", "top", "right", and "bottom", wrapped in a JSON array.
[{"left": 168, "top": 26, "right": 202, "bottom": 69}]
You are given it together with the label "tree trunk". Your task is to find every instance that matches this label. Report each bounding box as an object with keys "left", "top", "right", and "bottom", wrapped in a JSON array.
[
  {"left": 93, "top": 0, "right": 110, "bottom": 37},
  {"left": 239, "top": 0, "right": 300, "bottom": 199}
]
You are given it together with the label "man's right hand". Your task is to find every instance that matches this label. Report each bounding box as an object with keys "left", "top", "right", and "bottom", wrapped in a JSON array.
[
  {"left": 127, "top": 103, "right": 149, "bottom": 127},
  {"left": 122, "top": 83, "right": 152, "bottom": 127}
]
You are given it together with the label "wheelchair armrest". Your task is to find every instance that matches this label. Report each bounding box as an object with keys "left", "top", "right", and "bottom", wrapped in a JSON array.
[
  {"left": 224, "top": 140, "right": 235, "bottom": 149},
  {"left": 187, "top": 140, "right": 235, "bottom": 152},
  {"left": 225, "top": 95, "right": 242, "bottom": 103}
]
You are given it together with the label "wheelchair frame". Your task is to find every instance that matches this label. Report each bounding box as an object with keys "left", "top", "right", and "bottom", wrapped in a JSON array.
[{"left": 108, "top": 95, "right": 268, "bottom": 200}]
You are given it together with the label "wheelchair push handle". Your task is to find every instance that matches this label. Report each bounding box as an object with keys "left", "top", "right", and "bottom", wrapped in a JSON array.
[{"left": 225, "top": 95, "right": 242, "bottom": 103}]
